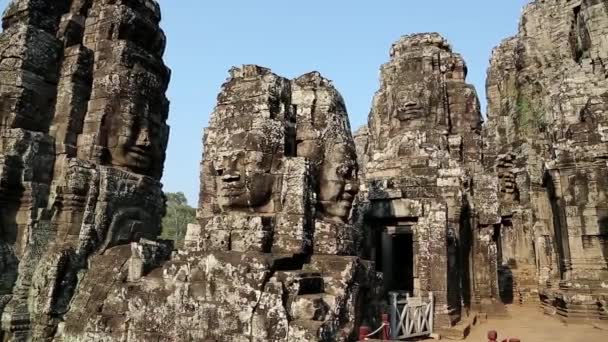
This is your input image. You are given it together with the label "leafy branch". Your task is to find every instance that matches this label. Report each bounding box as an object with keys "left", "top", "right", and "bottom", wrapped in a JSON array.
[{"left": 161, "top": 192, "right": 196, "bottom": 242}]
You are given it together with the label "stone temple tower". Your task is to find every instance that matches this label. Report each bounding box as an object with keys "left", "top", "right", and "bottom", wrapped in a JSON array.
[{"left": 361, "top": 32, "right": 484, "bottom": 329}]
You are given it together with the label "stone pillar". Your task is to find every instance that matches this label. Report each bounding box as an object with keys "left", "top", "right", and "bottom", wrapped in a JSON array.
[
  {"left": 548, "top": 169, "right": 572, "bottom": 280},
  {"left": 421, "top": 201, "right": 451, "bottom": 327},
  {"left": 471, "top": 225, "right": 502, "bottom": 314}
]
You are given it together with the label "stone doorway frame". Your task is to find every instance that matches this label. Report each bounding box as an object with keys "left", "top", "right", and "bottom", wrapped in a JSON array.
[{"left": 380, "top": 226, "right": 417, "bottom": 296}]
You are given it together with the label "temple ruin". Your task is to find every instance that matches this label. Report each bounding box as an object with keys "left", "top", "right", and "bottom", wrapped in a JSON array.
[{"left": 0, "top": 0, "right": 607, "bottom": 341}]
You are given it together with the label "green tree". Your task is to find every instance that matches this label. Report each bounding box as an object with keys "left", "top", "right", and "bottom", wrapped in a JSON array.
[{"left": 161, "top": 191, "right": 196, "bottom": 242}]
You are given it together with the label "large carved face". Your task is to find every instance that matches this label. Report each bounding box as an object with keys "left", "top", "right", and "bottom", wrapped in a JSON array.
[
  {"left": 394, "top": 86, "right": 428, "bottom": 130},
  {"left": 106, "top": 97, "right": 167, "bottom": 178},
  {"left": 210, "top": 131, "right": 275, "bottom": 211},
  {"left": 318, "top": 143, "right": 358, "bottom": 223}
]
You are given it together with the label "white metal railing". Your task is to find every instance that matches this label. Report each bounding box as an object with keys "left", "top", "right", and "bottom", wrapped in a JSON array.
[{"left": 389, "top": 291, "right": 434, "bottom": 340}]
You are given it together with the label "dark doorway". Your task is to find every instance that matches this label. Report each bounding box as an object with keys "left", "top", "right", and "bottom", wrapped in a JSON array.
[
  {"left": 494, "top": 224, "right": 514, "bottom": 304},
  {"left": 392, "top": 233, "right": 414, "bottom": 293},
  {"left": 382, "top": 232, "right": 414, "bottom": 294}
]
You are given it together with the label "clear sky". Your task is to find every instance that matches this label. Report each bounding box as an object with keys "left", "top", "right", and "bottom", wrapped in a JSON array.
[{"left": 1, "top": 0, "right": 531, "bottom": 205}]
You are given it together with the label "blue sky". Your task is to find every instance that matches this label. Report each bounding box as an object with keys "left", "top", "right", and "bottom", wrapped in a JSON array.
[{"left": 1, "top": 0, "right": 531, "bottom": 205}]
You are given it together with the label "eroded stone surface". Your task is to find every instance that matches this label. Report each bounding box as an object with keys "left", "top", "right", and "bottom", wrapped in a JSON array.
[
  {"left": 356, "top": 0, "right": 608, "bottom": 329},
  {"left": 0, "top": 0, "right": 169, "bottom": 340},
  {"left": 1, "top": 0, "right": 608, "bottom": 341},
  {"left": 360, "top": 32, "right": 484, "bottom": 328},
  {"left": 0, "top": 1, "right": 374, "bottom": 336},
  {"left": 53, "top": 64, "right": 375, "bottom": 342},
  {"left": 484, "top": 0, "right": 608, "bottom": 320}
]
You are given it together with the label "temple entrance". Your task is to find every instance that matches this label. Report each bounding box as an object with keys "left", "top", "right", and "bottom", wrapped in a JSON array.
[
  {"left": 494, "top": 223, "right": 514, "bottom": 304},
  {"left": 377, "top": 229, "right": 415, "bottom": 295}
]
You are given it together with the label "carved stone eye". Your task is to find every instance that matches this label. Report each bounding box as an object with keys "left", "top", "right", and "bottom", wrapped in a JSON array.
[{"left": 212, "top": 161, "right": 224, "bottom": 176}]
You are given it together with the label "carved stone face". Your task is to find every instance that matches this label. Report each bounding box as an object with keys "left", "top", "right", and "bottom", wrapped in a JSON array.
[
  {"left": 395, "top": 88, "right": 427, "bottom": 129},
  {"left": 318, "top": 143, "right": 358, "bottom": 223},
  {"left": 397, "top": 100, "right": 424, "bottom": 122},
  {"left": 102, "top": 68, "right": 169, "bottom": 179},
  {"left": 211, "top": 132, "right": 275, "bottom": 211},
  {"left": 106, "top": 102, "right": 167, "bottom": 177}
]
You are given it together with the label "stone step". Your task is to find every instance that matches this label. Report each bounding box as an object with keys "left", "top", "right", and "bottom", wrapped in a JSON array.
[
  {"left": 275, "top": 270, "right": 324, "bottom": 295},
  {"left": 474, "top": 301, "right": 510, "bottom": 319},
  {"left": 290, "top": 294, "right": 336, "bottom": 321},
  {"left": 435, "top": 311, "right": 479, "bottom": 340},
  {"left": 555, "top": 306, "right": 604, "bottom": 323}
]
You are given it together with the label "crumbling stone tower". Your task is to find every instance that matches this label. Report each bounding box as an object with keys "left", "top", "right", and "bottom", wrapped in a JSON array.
[
  {"left": 1, "top": 0, "right": 607, "bottom": 340},
  {"left": 0, "top": 0, "right": 374, "bottom": 339},
  {"left": 484, "top": 0, "right": 608, "bottom": 320},
  {"left": 191, "top": 65, "right": 372, "bottom": 340},
  {"left": 0, "top": 0, "right": 170, "bottom": 340},
  {"left": 47, "top": 65, "right": 375, "bottom": 342},
  {"left": 198, "top": 66, "right": 361, "bottom": 257},
  {"left": 361, "top": 33, "right": 484, "bottom": 328}
]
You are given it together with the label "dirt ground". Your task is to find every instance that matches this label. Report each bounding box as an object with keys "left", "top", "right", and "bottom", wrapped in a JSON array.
[{"left": 463, "top": 306, "right": 607, "bottom": 342}]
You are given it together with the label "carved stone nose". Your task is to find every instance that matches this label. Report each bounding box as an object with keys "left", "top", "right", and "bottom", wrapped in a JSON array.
[{"left": 136, "top": 127, "right": 151, "bottom": 145}]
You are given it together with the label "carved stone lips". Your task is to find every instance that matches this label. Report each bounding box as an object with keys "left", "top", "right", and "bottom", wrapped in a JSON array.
[
  {"left": 128, "top": 147, "right": 151, "bottom": 163},
  {"left": 220, "top": 185, "right": 245, "bottom": 196}
]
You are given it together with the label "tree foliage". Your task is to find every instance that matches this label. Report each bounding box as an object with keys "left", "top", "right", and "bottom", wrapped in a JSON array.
[{"left": 161, "top": 191, "right": 196, "bottom": 242}]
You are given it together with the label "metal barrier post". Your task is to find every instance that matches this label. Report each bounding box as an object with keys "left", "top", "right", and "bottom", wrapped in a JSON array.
[{"left": 390, "top": 292, "right": 398, "bottom": 340}]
